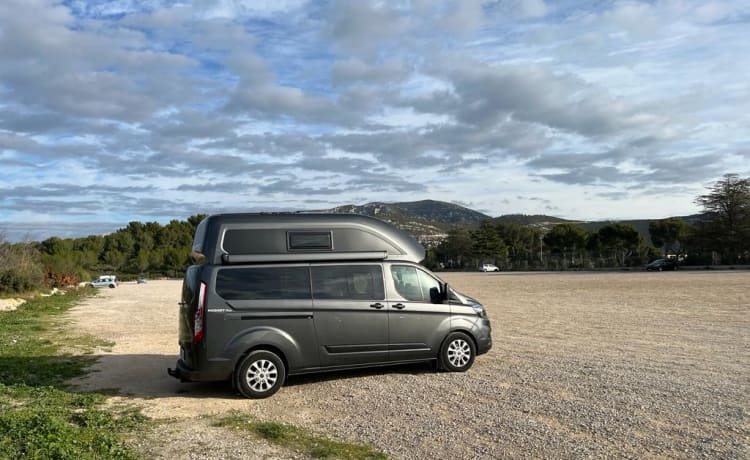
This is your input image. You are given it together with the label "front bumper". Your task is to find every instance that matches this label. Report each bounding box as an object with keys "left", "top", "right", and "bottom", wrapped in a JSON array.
[{"left": 476, "top": 318, "right": 492, "bottom": 355}]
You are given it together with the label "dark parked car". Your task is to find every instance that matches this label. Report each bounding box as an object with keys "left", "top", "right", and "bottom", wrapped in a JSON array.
[{"left": 646, "top": 259, "right": 677, "bottom": 271}]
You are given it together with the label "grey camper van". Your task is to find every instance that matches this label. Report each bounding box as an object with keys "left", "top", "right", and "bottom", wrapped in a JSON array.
[{"left": 168, "top": 213, "right": 492, "bottom": 398}]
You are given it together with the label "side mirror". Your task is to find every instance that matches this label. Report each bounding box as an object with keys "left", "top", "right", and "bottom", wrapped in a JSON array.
[
  {"left": 430, "top": 282, "right": 449, "bottom": 304},
  {"left": 429, "top": 287, "right": 441, "bottom": 304}
]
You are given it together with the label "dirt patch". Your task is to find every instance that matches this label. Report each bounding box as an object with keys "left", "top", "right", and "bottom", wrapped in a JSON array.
[
  {"left": 0, "top": 298, "right": 25, "bottom": 312},
  {"left": 68, "top": 281, "right": 254, "bottom": 419},
  {"left": 67, "top": 273, "right": 750, "bottom": 458}
]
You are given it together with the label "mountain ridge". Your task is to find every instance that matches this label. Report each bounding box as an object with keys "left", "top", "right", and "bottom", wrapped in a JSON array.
[{"left": 318, "top": 199, "right": 700, "bottom": 243}]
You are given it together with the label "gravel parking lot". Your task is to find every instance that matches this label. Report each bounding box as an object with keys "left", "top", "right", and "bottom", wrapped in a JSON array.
[{"left": 69, "top": 272, "right": 749, "bottom": 459}]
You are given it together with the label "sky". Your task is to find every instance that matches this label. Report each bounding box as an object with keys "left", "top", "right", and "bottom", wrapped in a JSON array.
[{"left": 1, "top": 0, "right": 749, "bottom": 241}]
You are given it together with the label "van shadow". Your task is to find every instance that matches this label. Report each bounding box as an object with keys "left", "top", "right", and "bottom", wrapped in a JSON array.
[{"left": 63, "top": 353, "right": 436, "bottom": 399}]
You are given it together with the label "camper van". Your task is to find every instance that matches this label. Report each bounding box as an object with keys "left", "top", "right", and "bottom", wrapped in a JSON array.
[{"left": 168, "top": 213, "right": 492, "bottom": 398}]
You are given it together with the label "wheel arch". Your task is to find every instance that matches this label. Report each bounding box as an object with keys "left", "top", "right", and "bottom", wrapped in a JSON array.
[
  {"left": 224, "top": 326, "right": 301, "bottom": 375},
  {"left": 233, "top": 343, "right": 289, "bottom": 379},
  {"left": 444, "top": 328, "right": 478, "bottom": 352}
]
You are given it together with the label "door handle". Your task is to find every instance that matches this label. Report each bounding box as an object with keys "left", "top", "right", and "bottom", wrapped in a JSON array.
[
  {"left": 370, "top": 302, "right": 384, "bottom": 309},
  {"left": 392, "top": 303, "right": 406, "bottom": 310}
]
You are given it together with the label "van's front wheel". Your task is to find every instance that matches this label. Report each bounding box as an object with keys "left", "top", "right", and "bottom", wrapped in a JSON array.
[
  {"left": 440, "top": 332, "right": 476, "bottom": 372},
  {"left": 236, "top": 350, "right": 286, "bottom": 398}
]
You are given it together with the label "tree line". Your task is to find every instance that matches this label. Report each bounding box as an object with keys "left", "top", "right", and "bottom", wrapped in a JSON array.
[
  {"left": 1, "top": 174, "right": 748, "bottom": 294},
  {"left": 424, "top": 174, "right": 750, "bottom": 271},
  {"left": 1, "top": 216, "right": 204, "bottom": 294}
]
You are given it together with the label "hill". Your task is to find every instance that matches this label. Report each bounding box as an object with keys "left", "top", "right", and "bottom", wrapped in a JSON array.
[
  {"left": 326, "top": 200, "right": 490, "bottom": 226},
  {"left": 320, "top": 200, "right": 701, "bottom": 245},
  {"left": 492, "top": 214, "right": 577, "bottom": 231},
  {"left": 320, "top": 200, "right": 490, "bottom": 243}
]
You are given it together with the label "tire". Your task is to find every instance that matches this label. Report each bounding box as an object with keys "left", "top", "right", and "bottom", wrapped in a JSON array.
[
  {"left": 109, "top": 284, "right": 116, "bottom": 288},
  {"left": 440, "top": 332, "right": 476, "bottom": 372},
  {"left": 236, "top": 350, "right": 286, "bottom": 399}
]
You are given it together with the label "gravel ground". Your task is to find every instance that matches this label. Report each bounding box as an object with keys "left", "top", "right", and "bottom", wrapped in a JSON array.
[
  {"left": 68, "top": 272, "right": 749, "bottom": 459},
  {"left": 131, "top": 418, "right": 307, "bottom": 460}
]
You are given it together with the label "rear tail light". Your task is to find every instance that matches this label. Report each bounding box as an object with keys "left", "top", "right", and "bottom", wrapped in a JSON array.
[{"left": 194, "top": 281, "right": 207, "bottom": 343}]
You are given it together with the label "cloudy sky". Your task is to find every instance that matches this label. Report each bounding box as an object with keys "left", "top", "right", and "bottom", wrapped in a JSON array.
[{"left": 1, "top": 0, "right": 749, "bottom": 241}]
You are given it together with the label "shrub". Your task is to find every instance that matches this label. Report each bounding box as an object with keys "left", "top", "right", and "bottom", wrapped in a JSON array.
[{"left": 0, "top": 269, "right": 39, "bottom": 294}]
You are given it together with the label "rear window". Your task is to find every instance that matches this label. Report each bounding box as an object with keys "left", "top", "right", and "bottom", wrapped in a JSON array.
[
  {"left": 216, "top": 267, "right": 310, "bottom": 300},
  {"left": 311, "top": 265, "right": 384, "bottom": 300}
]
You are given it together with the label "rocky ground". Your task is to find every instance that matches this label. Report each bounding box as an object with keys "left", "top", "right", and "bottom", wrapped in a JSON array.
[{"left": 67, "top": 272, "right": 749, "bottom": 458}]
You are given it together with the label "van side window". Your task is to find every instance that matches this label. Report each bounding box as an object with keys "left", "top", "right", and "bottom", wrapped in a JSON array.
[
  {"left": 391, "top": 266, "right": 441, "bottom": 302},
  {"left": 390, "top": 265, "right": 423, "bottom": 301},
  {"left": 311, "top": 265, "right": 384, "bottom": 300},
  {"left": 417, "top": 269, "right": 441, "bottom": 301},
  {"left": 216, "top": 267, "right": 310, "bottom": 300}
]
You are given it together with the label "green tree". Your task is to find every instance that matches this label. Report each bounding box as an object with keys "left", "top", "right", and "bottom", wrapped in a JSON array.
[
  {"left": 694, "top": 173, "right": 750, "bottom": 262},
  {"left": 595, "top": 223, "right": 640, "bottom": 266},
  {"left": 648, "top": 218, "right": 690, "bottom": 258},
  {"left": 544, "top": 224, "right": 588, "bottom": 267},
  {"left": 188, "top": 214, "right": 207, "bottom": 229},
  {"left": 496, "top": 223, "right": 542, "bottom": 269},
  {"left": 0, "top": 232, "right": 45, "bottom": 293},
  {"left": 102, "top": 248, "right": 126, "bottom": 271},
  {"left": 471, "top": 221, "right": 507, "bottom": 266},
  {"left": 439, "top": 227, "right": 474, "bottom": 268},
  {"left": 38, "top": 237, "right": 89, "bottom": 283}
]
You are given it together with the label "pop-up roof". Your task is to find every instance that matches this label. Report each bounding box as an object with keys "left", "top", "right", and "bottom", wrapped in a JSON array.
[{"left": 192, "top": 213, "right": 426, "bottom": 265}]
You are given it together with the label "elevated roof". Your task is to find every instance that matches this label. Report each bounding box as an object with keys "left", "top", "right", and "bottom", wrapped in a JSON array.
[{"left": 192, "top": 213, "right": 425, "bottom": 265}]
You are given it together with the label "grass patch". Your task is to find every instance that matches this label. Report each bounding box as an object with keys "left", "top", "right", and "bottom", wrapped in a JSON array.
[
  {"left": 213, "top": 412, "right": 387, "bottom": 459},
  {"left": 0, "top": 288, "right": 145, "bottom": 459}
]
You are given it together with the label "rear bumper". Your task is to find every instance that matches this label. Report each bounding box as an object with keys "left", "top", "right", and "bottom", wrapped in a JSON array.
[
  {"left": 167, "top": 358, "right": 232, "bottom": 382},
  {"left": 167, "top": 358, "right": 197, "bottom": 382}
]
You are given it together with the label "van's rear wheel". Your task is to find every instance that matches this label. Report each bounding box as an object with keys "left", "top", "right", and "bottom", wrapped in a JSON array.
[
  {"left": 236, "top": 350, "right": 286, "bottom": 399},
  {"left": 440, "top": 332, "right": 476, "bottom": 372}
]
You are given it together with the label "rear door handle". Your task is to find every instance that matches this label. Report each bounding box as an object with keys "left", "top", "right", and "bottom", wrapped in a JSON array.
[
  {"left": 392, "top": 303, "right": 405, "bottom": 310},
  {"left": 370, "top": 302, "right": 384, "bottom": 309}
]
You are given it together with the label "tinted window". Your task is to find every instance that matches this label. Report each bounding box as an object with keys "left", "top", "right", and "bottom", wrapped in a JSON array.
[
  {"left": 223, "top": 229, "right": 282, "bottom": 254},
  {"left": 391, "top": 265, "right": 423, "bottom": 301},
  {"left": 311, "top": 265, "right": 384, "bottom": 300},
  {"left": 288, "top": 231, "right": 332, "bottom": 250},
  {"left": 216, "top": 267, "right": 310, "bottom": 300}
]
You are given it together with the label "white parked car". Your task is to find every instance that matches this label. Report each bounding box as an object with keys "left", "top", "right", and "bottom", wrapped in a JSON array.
[
  {"left": 480, "top": 264, "right": 500, "bottom": 272},
  {"left": 89, "top": 275, "right": 117, "bottom": 288}
]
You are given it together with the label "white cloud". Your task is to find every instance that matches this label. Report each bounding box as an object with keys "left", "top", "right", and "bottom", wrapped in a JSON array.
[
  {"left": 1, "top": 0, "right": 748, "bottom": 239},
  {"left": 516, "top": 0, "right": 547, "bottom": 18},
  {"left": 196, "top": 0, "right": 309, "bottom": 19}
]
